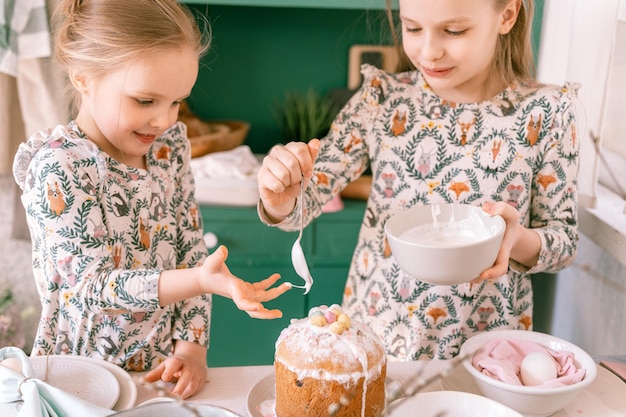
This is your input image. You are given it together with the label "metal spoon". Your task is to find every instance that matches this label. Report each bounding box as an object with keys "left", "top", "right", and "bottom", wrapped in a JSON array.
[{"left": 290, "top": 177, "right": 313, "bottom": 294}]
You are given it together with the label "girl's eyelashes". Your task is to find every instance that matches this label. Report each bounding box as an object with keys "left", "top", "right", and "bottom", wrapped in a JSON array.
[
  {"left": 445, "top": 29, "right": 467, "bottom": 36},
  {"left": 136, "top": 99, "right": 153, "bottom": 106},
  {"left": 135, "top": 99, "right": 184, "bottom": 107},
  {"left": 401, "top": 21, "right": 468, "bottom": 37},
  {"left": 404, "top": 27, "right": 421, "bottom": 34}
]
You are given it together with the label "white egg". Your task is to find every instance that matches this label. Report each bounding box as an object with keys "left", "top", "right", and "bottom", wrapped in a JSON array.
[{"left": 520, "top": 351, "right": 558, "bottom": 386}]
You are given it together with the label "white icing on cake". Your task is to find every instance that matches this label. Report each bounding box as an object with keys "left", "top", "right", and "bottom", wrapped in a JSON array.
[{"left": 275, "top": 305, "right": 385, "bottom": 384}]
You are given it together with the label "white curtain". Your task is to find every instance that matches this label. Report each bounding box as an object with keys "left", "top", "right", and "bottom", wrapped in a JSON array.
[
  {"left": 0, "top": 0, "right": 69, "bottom": 238},
  {"left": 536, "top": 0, "right": 620, "bottom": 209}
]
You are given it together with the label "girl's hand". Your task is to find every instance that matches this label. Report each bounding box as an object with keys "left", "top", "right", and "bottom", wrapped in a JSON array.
[
  {"left": 199, "top": 246, "right": 291, "bottom": 319},
  {"left": 257, "top": 139, "right": 321, "bottom": 222},
  {"left": 143, "top": 340, "right": 207, "bottom": 399},
  {"left": 473, "top": 201, "right": 522, "bottom": 283}
]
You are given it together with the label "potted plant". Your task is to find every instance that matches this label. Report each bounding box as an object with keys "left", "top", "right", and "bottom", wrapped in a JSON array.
[
  {"left": 274, "top": 88, "right": 339, "bottom": 143},
  {"left": 274, "top": 88, "right": 345, "bottom": 212}
]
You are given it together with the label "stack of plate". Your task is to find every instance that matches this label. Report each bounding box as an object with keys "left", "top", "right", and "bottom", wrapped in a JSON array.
[{"left": 0, "top": 355, "right": 137, "bottom": 415}]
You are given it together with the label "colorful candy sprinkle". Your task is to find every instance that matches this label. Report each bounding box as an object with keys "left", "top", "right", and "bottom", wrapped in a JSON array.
[
  {"left": 337, "top": 313, "right": 351, "bottom": 329},
  {"left": 329, "top": 321, "right": 347, "bottom": 334},
  {"left": 309, "top": 315, "right": 327, "bottom": 327}
]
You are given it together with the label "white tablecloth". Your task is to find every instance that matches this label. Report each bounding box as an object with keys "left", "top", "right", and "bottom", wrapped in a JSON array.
[{"left": 131, "top": 360, "right": 626, "bottom": 417}]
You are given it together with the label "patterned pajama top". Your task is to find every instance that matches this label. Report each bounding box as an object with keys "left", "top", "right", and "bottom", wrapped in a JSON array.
[
  {"left": 267, "top": 64, "right": 580, "bottom": 360},
  {"left": 13, "top": 121, "right": 210, "bottom": 371}
]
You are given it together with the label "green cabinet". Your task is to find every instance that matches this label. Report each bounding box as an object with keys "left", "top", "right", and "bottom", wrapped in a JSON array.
[
  {"left": 200, "top": 199, "right": 365, "bottom": 367},
  {"left": 183, "top": 0, "right": 396, "bottom": 8}
]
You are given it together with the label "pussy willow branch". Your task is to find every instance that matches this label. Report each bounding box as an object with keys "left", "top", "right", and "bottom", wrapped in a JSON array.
[
  {"left": 382, "top": 353, "right": 468, "bottom": 416},
  {"left": 327, "top": 352, "right": 469, "bottom": 417}
]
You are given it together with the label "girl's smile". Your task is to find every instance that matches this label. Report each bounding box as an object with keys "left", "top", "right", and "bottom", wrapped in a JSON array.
[
  {"left": 421, "top": 66, "right": 454, "bottom": 78},
  {"left": 135, "top": 132, "right": 158, "bottom": 145}
]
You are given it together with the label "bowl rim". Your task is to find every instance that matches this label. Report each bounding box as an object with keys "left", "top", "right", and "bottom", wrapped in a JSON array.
[
  {"left": 459, "top": 329, "right": 598, "bottom": 395},
  {"left": 389, "top": 390, "right": 524, "bottom": 416},
  {"left": 384, "top": 203, "right": 506, "bottom": 250}
]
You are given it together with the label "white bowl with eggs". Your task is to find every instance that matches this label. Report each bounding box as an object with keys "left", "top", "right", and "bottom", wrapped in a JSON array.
[
  {"left": 459, "top": 329, "right": 597, "bottom": 417},
  {"left": 384, "top": 203, "right": 505, "bottom": 285}
]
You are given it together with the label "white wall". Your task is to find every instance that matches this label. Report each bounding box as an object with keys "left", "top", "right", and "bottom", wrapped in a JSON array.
[
  {"left": 551, "top": 236, "right": 626, "bottom": 357},
  {"left": 538, "top": 0, "right": 626, "bottom": 356}
]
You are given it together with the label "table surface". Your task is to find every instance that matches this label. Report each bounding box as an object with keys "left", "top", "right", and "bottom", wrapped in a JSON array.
[{"left": 131, "top": 360, "right": 626, "bottom": 417}]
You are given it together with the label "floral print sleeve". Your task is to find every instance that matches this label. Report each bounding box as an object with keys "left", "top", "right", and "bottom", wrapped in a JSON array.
[{"left": 13, "top": 121, "right": 210, "bottom": 369}]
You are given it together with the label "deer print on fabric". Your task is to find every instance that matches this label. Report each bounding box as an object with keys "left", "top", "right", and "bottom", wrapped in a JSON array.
[
  {"left": 47, "top": 182, "right": 66, "bottom": 216},
  {"left": 458, "top": 117, "right": 475, "bottom": 146},
  {"left": 189, "top": 323, "right": 206, "bottom": 343}
]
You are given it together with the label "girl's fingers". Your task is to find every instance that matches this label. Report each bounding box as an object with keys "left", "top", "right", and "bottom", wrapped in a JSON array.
[{"left": 247, "top": 308, "right": 284, "bottom": 319}]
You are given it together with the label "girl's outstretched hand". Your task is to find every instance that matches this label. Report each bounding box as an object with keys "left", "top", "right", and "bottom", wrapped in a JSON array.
[
  {"left": 473, "top": 201, "right": 522, "bottom": 283},
  {"left": 257, "top": 139, "right": 321, "bottom": 222},
  {"left": 200, "top": 245, "right": 290, "bottom": 319}
]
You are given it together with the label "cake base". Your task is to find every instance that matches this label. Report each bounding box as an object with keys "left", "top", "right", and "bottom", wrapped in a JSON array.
[{"left": 274, "top": 361, "right": 387, "bottom": 417}]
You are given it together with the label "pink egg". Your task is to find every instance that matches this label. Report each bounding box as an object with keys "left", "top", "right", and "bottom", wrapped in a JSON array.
[{"left": 324, "top": 311, "right": 337, "bottom": 324}]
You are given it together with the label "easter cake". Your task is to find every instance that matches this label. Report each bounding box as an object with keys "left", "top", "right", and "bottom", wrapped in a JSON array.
[{"left": 274, "top": 304, "right": 387, "bottom": 417}]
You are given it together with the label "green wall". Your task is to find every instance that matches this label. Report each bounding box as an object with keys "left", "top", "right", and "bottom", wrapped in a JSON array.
[{"left": 187, "top": 2, "right": 544, "bottom": 154}]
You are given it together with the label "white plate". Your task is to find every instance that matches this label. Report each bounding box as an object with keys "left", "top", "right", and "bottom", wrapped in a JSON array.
[
  {"left": 49, "top": 355, "right": 138, "bottom": 411},
  {"left": 387, "top": 390, "right": 523, "bottom": 417},
  {"left": 110, "top": 402, "right": 242, "bottom": 417},
  {"left": 246, "top": 372, "right": 275, "bottom": 417},
  {"left": 30, "top": 355, "right": 121, "bottom": 409},
  {"left": 441, "top": 363, "right": 626, "bottom": 417},
  {"left": 246, "top": 371, "right": 394, "bottom": 417}
]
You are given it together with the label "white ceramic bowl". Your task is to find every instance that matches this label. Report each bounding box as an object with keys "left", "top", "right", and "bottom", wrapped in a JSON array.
[
  {"left": 388, "top": 390, "right": 523, "bottom": 417},
  {"left": 459, "top": 330, "right": 597, "bottom": 417},
  {"left": 384, "top": 204, "right": 505, "bottom": 285}
]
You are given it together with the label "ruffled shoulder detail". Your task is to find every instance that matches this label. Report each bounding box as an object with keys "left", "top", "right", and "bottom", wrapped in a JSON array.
[
  {"left": 13, "top": 123, "right": 100, "bottom": 191},
  {"left": 149, "top": 121, "right": 191, "bottom": 167}
]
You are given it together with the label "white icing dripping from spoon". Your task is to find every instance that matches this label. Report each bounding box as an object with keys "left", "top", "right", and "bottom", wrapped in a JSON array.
[{"left": 288, "top": 177, "right": 313, "bottom": 294}]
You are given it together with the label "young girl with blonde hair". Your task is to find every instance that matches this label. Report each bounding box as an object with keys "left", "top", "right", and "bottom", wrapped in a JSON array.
[
  {"left": 257, "top": 0, "right": 579, "bottom": 360},
  {"left": 13, "top": 0, "right": 289, "bottom": 399}
]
